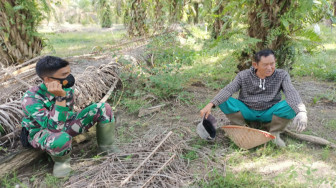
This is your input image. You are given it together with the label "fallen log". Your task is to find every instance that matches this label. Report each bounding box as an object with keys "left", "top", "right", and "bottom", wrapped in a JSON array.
[
  {"left": 0, "top": 149, "right": 44, "bottom": 177},
  {"left": 284, "top": 129, "right": 336, "bottom": 148}
]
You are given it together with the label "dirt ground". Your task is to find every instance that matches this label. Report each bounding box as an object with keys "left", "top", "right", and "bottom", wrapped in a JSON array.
[
  {"left": 2, "top": 48, "right": 336, "bottom": 186},
  {"left": 72, "top": 55, "right": 335, "bottom": 186}
]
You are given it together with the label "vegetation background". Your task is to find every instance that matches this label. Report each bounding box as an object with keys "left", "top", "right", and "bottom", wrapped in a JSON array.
[{"left": 0, "top": 0, "right": 336, "bottom": 187}]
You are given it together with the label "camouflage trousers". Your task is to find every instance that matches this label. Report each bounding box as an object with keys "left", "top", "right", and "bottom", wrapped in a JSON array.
[{"left": 29, "top": 103, "right": 114, "bottom": 157}]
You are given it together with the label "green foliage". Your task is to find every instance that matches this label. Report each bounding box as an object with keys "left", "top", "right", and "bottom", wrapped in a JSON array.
[
  {"left": 326, "top": 119, "right": 336, "bottom": 131},
  {"left": 0, "top": 0, "right": 51, "bottom": 65},
  {"left": 93, "top": 0, "right": 113, "bottom": 28},
  {"left": 0, "top": 0, "right": 50, "bottom": 38},
  {"left": 196, "top": 0, "right": 335, "bottom": 70},
  {"left": 181, "top": 150, "right": 199, "bottom": 161},
  {"left": 0, "top": 124, "right": 5, "bottom": 135},
  {"left": 0, "top": 172, "right": 26, "bottom": 188},
  {"left": 41, "top": 30, "right": 126, "bottom": 57},
  {"left": 292, "top": 24, "right": 336, "bottom": 81},
  {"left": 78, "top": 0, "right": 91, "bottom": 11},
  {"left": 198, "top": 169, "right": 273, "bottom": 188},
  {"left": 44, "top": 173, "right": 66, "bottom": 187},
  {"left": 116, "top": 32, "right": 202, "bottom": 112},
  {"left": 146, "top": 73, "right": 184, "bottom": 99},
  {"left": 121, "top": 98, "right": 149, "bottom": 114},
  {"left": 321, "top": 146, "right": 331, "bottom": 161}
]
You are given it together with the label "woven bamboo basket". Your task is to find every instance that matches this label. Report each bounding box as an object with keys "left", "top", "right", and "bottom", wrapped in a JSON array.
[{"left": 221, "top": 125, "right": 275, "bottom": 149}]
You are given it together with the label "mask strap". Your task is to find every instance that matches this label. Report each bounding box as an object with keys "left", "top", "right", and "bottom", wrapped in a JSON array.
[{"left": 49, "top": 77, "right": 65, "bottom": 81}]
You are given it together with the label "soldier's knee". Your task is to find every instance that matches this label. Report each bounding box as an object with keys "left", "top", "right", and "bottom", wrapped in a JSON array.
[
  {"left": 97, "top": 102, "right": 112, "bottom": 110},
  {"left": 98, "top": 102, "right": 114, "bottom": 120},
  {"left": 47, "top": 132, "right": 72, "bottom": 154}
]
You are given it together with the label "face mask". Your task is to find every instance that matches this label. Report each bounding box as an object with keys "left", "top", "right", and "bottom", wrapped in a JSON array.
[{"left": 50, "top": 74, "right": 75, "bottom": 88}]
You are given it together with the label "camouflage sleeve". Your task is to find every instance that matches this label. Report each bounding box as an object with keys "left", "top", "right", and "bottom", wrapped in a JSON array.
[
  {"left": 67, "top": 88, "right": 75, "bottom": 111},
  {"left": 22, "top": 94, "right": 70, "bottom": 131}
]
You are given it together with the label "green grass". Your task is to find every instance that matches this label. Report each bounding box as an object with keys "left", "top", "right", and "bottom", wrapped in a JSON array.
[
  {"left": 0, "top": 172, "right": 26, "bottom": 188},
  {"left": 326, "top": 119, "right": 336, "bottom": 131},
  {"left": 292, "top": 24, "right": 336, "bottom": 81},
  {"left": 199, "top": 169, "right": 274, "bottom": 188},
  {"left": 38, "top": 24, "right": 336, "bottom": 187},
  {"left": 42, "top": 30, "right": 126, "bottom": 57}
]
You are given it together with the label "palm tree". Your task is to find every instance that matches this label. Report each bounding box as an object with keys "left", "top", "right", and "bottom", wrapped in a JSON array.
[{"left": 0, "top": 0, "right": 47, "bottom": 67}]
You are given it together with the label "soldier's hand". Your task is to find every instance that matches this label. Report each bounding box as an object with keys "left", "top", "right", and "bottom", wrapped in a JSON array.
[
  {"left": 200, "top": 103, "right": 214, "bottom": 119},
  {"left": 46, "top": 81, "right": 66, "bottom": 97},
  {"left": 293, "top": 111, "right": 307, "bottom": 132}
]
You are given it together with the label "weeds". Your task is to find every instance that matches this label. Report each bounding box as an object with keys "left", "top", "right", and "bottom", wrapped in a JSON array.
[
  {"left": 44, "top": 173, "right": 66, "bottom": 188},
  {"left": 35, "top": 24, "right": 336, "bottom": 187},
  {"left": 42, "top": 30, "right": 126, "bottom": 57},
  {"left": 326, "top": 119, "right": 336, "bottom": 131},
  {"left": 181, "top": 150, "right": 199, "bottom": 161},
  {"left": 198, "top": 168, "right": 273, "bottom": 188},
  {"left": 292, "top": 25, "right": 336, "bottom": 81},
  {"left": 321, "top": 146, "right": 331, "bottom": 161},
  {"left": 0, "top": 172, "right": 25, "bottom": 188}
]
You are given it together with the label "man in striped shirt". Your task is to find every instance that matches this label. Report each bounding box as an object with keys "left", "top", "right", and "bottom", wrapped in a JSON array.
[{"left": 200, "top": 49, "right": 308, "bottom": 147}]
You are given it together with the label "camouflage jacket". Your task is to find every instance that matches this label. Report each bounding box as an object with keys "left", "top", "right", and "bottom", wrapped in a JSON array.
[{"left": 21, "top": 83, "right": 74, "bottom": 138}]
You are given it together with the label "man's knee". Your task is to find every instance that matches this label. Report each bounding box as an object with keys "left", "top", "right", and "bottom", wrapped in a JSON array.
[
  {"left": 266, "top": 115, "right": 291, "bottom": 133},
  {"left": 46, "top": 132, "right": 72, "bottom": 156},
  {"left": 226, "top": 111, "right": 246, "bottom": 126}
]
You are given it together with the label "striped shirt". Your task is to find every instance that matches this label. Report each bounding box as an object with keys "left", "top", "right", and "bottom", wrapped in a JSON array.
[{"left": 211, "top": 67, "right": 306, "bottom": 114}]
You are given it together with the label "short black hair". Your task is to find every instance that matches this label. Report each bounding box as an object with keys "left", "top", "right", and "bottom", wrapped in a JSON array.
[
  {"left": 253, "top": 49, "right": 275, "bottom": 63},
  {"left": 36, "top": 56, "right": 69, "bottom": 79}
]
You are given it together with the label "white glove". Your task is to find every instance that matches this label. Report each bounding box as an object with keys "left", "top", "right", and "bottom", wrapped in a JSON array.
[{"left": 293, "top": 112, "right": 307, "bottom": 132}]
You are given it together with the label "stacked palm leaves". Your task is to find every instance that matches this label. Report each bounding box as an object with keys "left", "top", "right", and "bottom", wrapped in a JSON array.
[
  {"left": 65, "top": 128, "right": 191, "bottom": 188},
  {"left": 0, "top": 58, "right": 121, "bottom": 143}
]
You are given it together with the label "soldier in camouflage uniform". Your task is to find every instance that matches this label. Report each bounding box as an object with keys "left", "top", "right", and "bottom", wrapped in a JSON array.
[{"left": 21, "top": 56, "right": 118, "bottom": 177}]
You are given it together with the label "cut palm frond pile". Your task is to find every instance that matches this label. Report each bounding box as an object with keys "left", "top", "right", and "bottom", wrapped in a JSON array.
[
  {"left": 0, "top": 58, "right": 121, "bottom": 143},
  {"left": 73, "top": 63, "right": 120, "bottom": 111},
  {"left": 65, "top": 128, "right": 193, "bottom": 188},
  {"left": 0, "top": 27, "right": 182, "bottom": 146}
]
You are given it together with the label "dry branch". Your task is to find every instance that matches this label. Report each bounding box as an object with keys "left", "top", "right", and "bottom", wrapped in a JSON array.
[
  {"left": 138, "top": 104, "right": 166, "bottom": 117},
  {"left": 284, "top": 129, "right": 336, "bottom": 148},
  {"left": 65, "top": 126, "right": 190, "bottom": 188},
  {"left": 0, "top": 129, "right": 19, "bottom": 143},
  {"left": 2, "top": 67, "right": 32, "bottom": 88},
  {"left": 120, "top": 131, "right": 173, "bottom": 187},
  {"left": 141, "top": 153, "right": 176, "bottom": 188}
]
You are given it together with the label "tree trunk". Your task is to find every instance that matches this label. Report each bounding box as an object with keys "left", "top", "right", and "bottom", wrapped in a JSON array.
[
  {"left": 334, "top": 0, "right": 336, "bottom": 17},
  {"left": 238, "top": 0, "right": 293, "bottom": 71},
  {"left": 99, "top": 0, "right": 112, "bottom": 28},
  {"left": 193, "top": 2, "right": 199, "bottom": 24},
  {"left": 126, "top": 0, "right": 147, "bottom": 37},
  {"left": 169, "top": 0, "right": 184, "bottom": 23},
  {"left": 0, "top": 0, "right": 43, "bottom": 67},
  {"left": 211, "top": 0, "right": 231, "bottom": 39},
  {"left": 153, "top": 0, "right": 164, "bottom": 31},
  {"left": 212, "top": 1, "right": 224, "bottom": 39}
]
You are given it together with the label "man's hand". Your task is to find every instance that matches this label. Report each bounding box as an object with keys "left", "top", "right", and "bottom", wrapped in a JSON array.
[
  {"left": 293, "top": 112, "right": 307, "bottom": 132},
  {"left": 46, "top": 81, "right": 66, "bottom": 97},
  {"left": 200, "top": 103, "right": 214, "bottom": 119}
]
